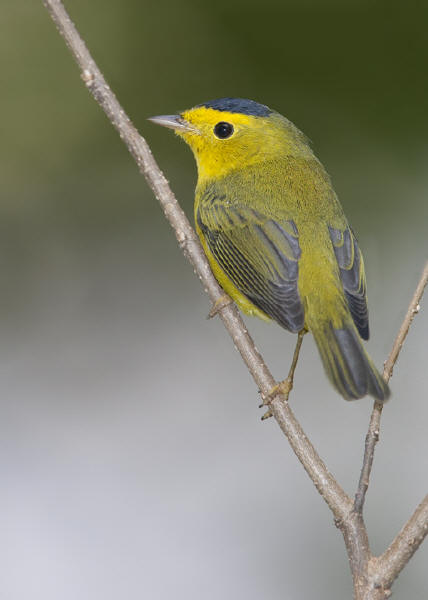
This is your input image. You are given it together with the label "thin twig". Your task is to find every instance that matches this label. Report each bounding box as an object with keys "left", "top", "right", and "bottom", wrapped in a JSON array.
[
  {"left": 383, "top": 261, "right": 428, "bottom": 380},
  {"left": 376, "top": 494, "right": 428, "bottom": 589},
  {"left": 354, "top": 262, "right": 428, "bottom": 514},
  {"left": 354, "top": 402, "right": 383, "bottom": 514}
]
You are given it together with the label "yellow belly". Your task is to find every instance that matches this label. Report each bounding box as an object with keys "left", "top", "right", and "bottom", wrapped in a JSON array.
[
  {"left": 197, "top": 224, "right": 271, "bottom": 322},
  {"left": 297, "top": 226, "right": 346, "bottom": 331}
]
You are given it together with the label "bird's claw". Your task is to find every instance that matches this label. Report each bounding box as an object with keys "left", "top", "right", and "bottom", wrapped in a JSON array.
[
  {"left": 259, "top": 378, "right": 293, "bottom": 420},
  {"left": 207, "top": 294, "right": 233, "bottom": 319},
  {"left": 260, "top": 377, "right": 293, "bottom": 406},
  {"left": 261, "top": 409, "right": 273, "bottom": 420}
]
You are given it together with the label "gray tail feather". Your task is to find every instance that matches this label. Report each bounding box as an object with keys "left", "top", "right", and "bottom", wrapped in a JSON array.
[{"left": 313, "top": 322, "right": 390, "bottom": 401}]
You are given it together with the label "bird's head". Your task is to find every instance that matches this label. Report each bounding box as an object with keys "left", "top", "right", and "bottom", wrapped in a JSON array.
[{"left": 149, "top": 98, "right": 311, "bottom": 181}]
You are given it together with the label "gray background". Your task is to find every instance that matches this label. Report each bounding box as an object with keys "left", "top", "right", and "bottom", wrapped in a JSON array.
[{"left": 1, "top": 1, "right": 427, "bottom": 598}]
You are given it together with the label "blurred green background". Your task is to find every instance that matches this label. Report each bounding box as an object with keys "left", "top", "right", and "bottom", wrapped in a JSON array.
[{"left": 1, "top": 1, "right": 427, "bottom": 599}]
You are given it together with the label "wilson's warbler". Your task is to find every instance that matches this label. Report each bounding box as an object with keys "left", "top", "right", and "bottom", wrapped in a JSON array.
[{"left": 150, "top": 98, "right": 389, "bottom": 401}]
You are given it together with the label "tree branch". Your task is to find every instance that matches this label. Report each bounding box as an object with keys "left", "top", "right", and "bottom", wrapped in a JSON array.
[
  {"left": 383, "top": 262, "right": 428, "bottom": 380},
  {"left": 376, "top": 494, "right": 428, "bottom": 589},
  {"left": 354, "top": 261, "right": 428, "bottom": 514}
]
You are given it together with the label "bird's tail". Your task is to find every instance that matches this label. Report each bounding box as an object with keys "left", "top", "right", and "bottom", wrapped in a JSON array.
[{"left": 311, "top": 320, "right": 390, "bottom": 401}]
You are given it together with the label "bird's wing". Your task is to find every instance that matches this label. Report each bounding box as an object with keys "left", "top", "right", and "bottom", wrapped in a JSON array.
[
  {"left": 197, "top": 202, "right": 305, "bottom": 332},
  {"left": 329, "top": 226, "right": 369, "bottom": 340}
]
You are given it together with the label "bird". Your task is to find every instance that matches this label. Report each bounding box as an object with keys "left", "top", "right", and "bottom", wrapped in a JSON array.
[{"left": 149, "top": 97, "right": 389, "bottom": 402}]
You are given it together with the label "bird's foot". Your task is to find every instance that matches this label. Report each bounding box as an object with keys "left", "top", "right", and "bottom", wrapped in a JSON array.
[
  {"left": 260, "top": 408, "right": 273, "bottom": 421},
  {"left": 207, "top": 294, "right": 233, "bottom": 319},
  {"left": 259, "top": 377, "right": 293, "bottom": 420},
  {"left": 261, "top": 377, "right": 293, "bottom": 404}
]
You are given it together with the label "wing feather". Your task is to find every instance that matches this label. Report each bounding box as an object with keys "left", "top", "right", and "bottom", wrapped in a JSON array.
[
  {"left": 329, "top": 226, "right": 369, "bottom": 340},
  {"left": 197, "top": 203, "right": 305, "bottom": 333}
]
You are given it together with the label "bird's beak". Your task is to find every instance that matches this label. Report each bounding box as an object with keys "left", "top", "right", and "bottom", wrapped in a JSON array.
[{"left": 148, "top": 114, "right": 198, "bottom": 133}]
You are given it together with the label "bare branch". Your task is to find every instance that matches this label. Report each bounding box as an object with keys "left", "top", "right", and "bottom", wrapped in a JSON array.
[
  {"left": 376, "top": 494, "right": 428, "bottom": 589},
  {"left": 383, "top": 261, "right": 428, "bottom": 380},
  {"left": 354, "top": 402, "right": 383, "bottom": 514},
  {"left": 354, "top": 262, "right": 428, "bottom": 514}
]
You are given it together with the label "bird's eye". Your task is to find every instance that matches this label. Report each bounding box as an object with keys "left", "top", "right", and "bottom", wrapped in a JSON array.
[{"left": 213, "top": 122, "right": 234, "bottom": 139}]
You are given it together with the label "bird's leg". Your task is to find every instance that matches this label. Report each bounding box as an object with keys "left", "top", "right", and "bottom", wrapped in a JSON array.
[
  {"left": 207, "top": 294, "right": 234, "bottom": 319},
  {"left": 260, "top": 330, "right": 306, "bottom": 419}
]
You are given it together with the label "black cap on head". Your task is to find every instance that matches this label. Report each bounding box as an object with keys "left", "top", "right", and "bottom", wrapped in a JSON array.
[{"left": 197, "top": 97, "right": 272, "bottom": 117}]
